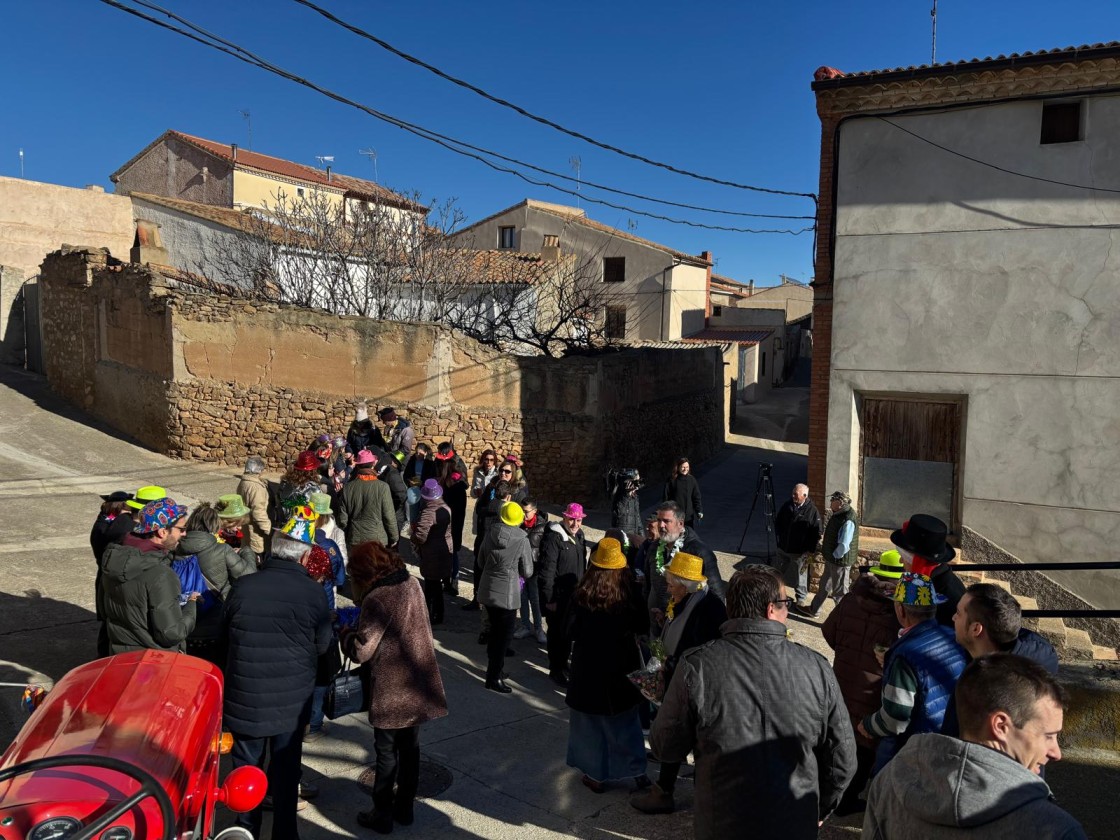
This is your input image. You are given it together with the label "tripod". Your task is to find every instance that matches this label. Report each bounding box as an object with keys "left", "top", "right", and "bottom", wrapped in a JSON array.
[{"left": 737, "top": 462, "right": 777, "bottom": 562}]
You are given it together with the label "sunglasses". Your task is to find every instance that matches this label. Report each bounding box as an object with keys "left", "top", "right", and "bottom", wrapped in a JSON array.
[
  {"left": 499, "top": 468, "right": 514, "bottom": 474},
  {"left": 771, "top": 597, "right": 795, "bottom": 609}
]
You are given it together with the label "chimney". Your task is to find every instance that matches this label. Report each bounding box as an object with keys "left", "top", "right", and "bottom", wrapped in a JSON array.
[
  {"left": 130, "top": 220, "right": 169, "bottom": 265},
  {"left": 541, "top": 234, "right": 561, "bottom": 262},
  {"left": 84, "top": 185, "right": 105, "bottom": 193},
  {"left": 748, "top": 279, "right": 755, "bottom": 295},
  {"left": 230, "top": 143, "right": 238, "bottom": 161},
  {"left": 326, "top": 166, "right": 332, "bottom": 182}
]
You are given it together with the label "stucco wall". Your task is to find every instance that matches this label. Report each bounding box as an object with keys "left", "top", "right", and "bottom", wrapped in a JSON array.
[{"left": 829, "top": 98, "right": 1120, "bottom": 606}]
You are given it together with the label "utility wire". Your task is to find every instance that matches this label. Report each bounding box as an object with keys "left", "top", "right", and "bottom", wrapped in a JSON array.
[
  {"left": 292, "top": 0, "right": 816, "bottom": 202},
  {"left": 880, "top": 117, "right": 1120, "bottom": 194},
  {"left": 99, "top": 0, "right": 813, "bottom": 235}
]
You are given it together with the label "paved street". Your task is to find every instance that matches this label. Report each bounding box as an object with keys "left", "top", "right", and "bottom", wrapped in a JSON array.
[{"left": 0, "top": 364, "right": 1112, "bottom": 839}]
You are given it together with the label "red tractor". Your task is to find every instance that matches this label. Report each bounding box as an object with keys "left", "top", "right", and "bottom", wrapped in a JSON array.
[{"left": 0, "top": 651, "right": 266, "bottom": 840}]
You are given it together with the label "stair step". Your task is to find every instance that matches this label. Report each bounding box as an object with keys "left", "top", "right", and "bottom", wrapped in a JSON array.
[
  {"left": 1063, "top": 627, "right": 1097, "bottom": 661},
  {"left": 1036, "top": 617, "right": 1068, "bottom": 648},
  {"left": 1092, "top": 645, "right": 1119, "bottom": 661},
  {"left": 1016, "top": 595, "right": 1039, "bottom": 611}
]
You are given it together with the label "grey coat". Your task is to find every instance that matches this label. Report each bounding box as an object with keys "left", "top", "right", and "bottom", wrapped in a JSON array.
[
  {"left": 651, "top": 617, "right": 855, "bottom": 840},
  {"left": 477, "top": 522, "right": 534, "bottom": 610},
  {"left": 864, "top": 733, "right": 1086, "bottom": 839}
]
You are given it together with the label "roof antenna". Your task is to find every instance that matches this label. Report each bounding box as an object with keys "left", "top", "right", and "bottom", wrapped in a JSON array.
[
  {"left": 359, "top": 148, "right": 378, "bottom": 182},
  {"left": 239, "top": 109, "right": 252, "bottom": 150},
  {"left": 570, "top": 156, "right": 581, "bottom": 209},
  {"left": 930, "top": 0, "right": 938, "bottom": 64}
]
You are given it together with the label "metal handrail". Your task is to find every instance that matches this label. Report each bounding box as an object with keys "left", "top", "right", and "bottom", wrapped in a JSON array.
[{"left": 949, "top": 561, "right": 1120, "bottom": 620}]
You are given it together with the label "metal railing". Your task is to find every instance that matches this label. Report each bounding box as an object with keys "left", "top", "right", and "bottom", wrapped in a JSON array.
[{"left": 951, "top": 561, "right": 1120, "bottom": 619}]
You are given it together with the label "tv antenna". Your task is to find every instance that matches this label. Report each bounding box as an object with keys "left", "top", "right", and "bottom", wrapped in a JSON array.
[
  {"left": 930, "top": 0, "right": 938, "bottom": 64},
  {"left": 18, "top": 148, "right": 24, "bottom": 179},
  {"left": 570, "top": 156, "right": 582, "bottom": 208},
  {"left": 315, "top": 155, "right": 335, "bottom": 169},
  {"left": 238, "top": 109, "right": 252, "bottom": 150},
  {"left": 359, "top": 148, "right": 378, "bottom": 182},
  {"left": 627, "top": 219, "right": 638, "bottom": 231}
]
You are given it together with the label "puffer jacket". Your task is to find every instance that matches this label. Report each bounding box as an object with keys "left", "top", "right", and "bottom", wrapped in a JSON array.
[
  {"left": 99, "top": 534, "right": 197, "bottom": 654},
  {"left": 344, "top": 573, "right": 448, "bottom": 730},
  {"left": 411, "top": 498, "right": 454, "bottom": 581},
  {"left": 236, "top": 472, "right": 272, "bottom": 554},
  {"left": 386, "top": 418, "right": 415, "bottom": 456},
  {"left": 523, "top": 511, "right": 549, "bottom": 569},
  {"left": 537, "top": 523, "right": 587, "bottom": 605},
  {"left": 821, "top": 572, "right": 901, "bottom": 748},
  {"left": 174, "top": 530, "right": 257, "bottom": 597},
  {"left": 337, "top": 474, "right": 398, "bottom": 547},
  {"left": 222, "top": 556, "right": 332, "bottom": 737},
  {"left": 651, "top": 618, "right": 856, "bottom": 840},
  {"left": 477, "top": 522, "right": 534, "bottom": 610}
]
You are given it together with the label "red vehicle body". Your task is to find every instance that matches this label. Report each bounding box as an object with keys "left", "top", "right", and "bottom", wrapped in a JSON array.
[{"left": 0, "top": 651, "right": 265, "bottom": 840}]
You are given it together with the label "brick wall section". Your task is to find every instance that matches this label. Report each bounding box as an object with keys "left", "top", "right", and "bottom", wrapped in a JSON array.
[
  {"left": 38, "top": 250, "right": 723, "bottom": 506},
  {"left": 808, "top": 114, "right": 840, "bottom": 510}
]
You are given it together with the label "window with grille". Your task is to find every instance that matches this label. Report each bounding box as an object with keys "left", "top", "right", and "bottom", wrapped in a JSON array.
[
  {"left": 603, "top": 257, "right": 626, "bottom": 283},
  {"left": 605, "top": 305, "right": 627, "bottom": 339},
  {"left": 1040, "top": 102, "right": 1081, "bottom": 144}
]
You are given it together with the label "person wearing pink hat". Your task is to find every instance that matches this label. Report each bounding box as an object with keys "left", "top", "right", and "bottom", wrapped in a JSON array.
[
  {"left": 337, "top": 448, "right": 399, "bottom": 551},
  {"left": 538, "top": 501, "right": 589, "bottom": 685}
]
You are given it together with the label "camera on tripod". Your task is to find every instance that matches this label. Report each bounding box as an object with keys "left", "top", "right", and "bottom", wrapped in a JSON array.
[{"left": 607, "top": 467, "right": 644, "bottom": 498}]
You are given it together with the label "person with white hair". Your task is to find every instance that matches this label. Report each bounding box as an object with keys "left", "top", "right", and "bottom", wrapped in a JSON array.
[
  {"left": 237, "top": 455, "right": 272, "bottom": 556},
  {"left": 773, "top": 483, "right": 822, "bottom": 605}
]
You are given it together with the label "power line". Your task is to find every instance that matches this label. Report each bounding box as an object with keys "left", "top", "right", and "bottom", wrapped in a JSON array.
[
  {"left": 880, "top": 117, "right": 1120, "bottom": 194},
  {"left": 292, "top": 0, "right": 817, "bottom": 202},
  {"left": 99, "top": 0, "right": 813, "bottom": 234}
]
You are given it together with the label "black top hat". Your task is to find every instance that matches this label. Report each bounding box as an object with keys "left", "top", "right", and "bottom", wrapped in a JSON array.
[
  {"left": 890, "top": 514, "right": 955, "bottom": 564},
  {"left": 100, "top": 490, "right": 134, "bottom": 504}
]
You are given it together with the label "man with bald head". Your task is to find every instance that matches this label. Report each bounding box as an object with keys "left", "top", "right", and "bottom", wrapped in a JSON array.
[{"left": 773, "top": 483, "right": 821, "bottom": 605}]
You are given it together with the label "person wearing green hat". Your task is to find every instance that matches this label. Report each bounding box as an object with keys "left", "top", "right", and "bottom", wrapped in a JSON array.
[
  {"left": 127, "top": 484, "right": 166, "bottom": 511},
  {"left": 820, "top": 552, "right": 904, "bottom": 816}
]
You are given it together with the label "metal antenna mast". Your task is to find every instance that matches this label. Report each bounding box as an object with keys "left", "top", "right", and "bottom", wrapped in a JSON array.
[
  {"left": 931, "top": 0, "right": 938, "bottom": 64},
  {"left": 570, "top": 156, "right": 582, "bottom": 208},
  {"left": 359, "top": 148, "right": 378, "bottom": 182},
  {"left": 239, "top": 109, "right": 252, "bottom": 150},
  {"left": 18, "top": 148, "right": 24, "bottom": 179}
]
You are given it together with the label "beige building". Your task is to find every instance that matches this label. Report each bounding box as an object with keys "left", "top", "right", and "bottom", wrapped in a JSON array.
[{"left": 451, "top": 199, "right": 712, "bottom": 342}]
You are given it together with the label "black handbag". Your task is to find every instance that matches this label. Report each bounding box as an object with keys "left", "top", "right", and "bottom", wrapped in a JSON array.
[{"left": 324, "top": 655, "right": 370, "bottom": 720}]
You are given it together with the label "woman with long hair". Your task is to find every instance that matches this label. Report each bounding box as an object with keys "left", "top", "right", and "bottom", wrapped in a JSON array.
[
  {"left": 663, "top": 457, "right": 702, "bottom": 529},
  {"left": 565, "top": 538, "right": 649, "bottom": 794},
  {"left": 341, "top": 542, "right": 447, "bottom": 833}
]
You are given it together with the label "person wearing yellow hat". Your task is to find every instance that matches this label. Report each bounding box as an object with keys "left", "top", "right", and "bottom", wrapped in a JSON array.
[
  {"left": 476, "top": 501, "right": 534, "bottom": 694},
  {"left": 127, "top": 484, "right": 167, "bottom": 511},
  {"left": 632, "top": 552, "right": 727, "bottom": 815},
  {"left": 565, "top": 538, "right": 649, "bottom": 794},
  {"left": 819, "top": 552, "right": 904, "bottom": 816}
]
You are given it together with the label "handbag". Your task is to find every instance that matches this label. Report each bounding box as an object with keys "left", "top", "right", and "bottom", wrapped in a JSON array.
[{"left": 324, "top": 653, "right": 370, "bottom": 720}]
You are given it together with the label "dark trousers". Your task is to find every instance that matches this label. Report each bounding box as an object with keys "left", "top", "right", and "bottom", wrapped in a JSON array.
[
  {"left": 545, "top": 599, "right": 572, "bottom": 675},
  {"left": 840, "top": 743, "right": 876, "bottom": 809},
  {"left": 422, "top": 577, "right": 445, "bottom": 623},
  {"left": 657, "top": 760, "right": 683, "bottom": 792},
  {"left": 484, "top": 605, "right": 516, "bottom": 681},
  {"left": 372, "top": 725, "right": 421, "bottom": 816},
  {"left": 231, "top": 724, "right": 304, "bottom": 840}
]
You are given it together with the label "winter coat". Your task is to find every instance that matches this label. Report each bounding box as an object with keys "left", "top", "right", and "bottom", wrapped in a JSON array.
[
  {"left": 538, "top": 523, "right": 587, "bottom": 606},
  {"left": 651, "top": 618, "right": 856, "bottom": 840},
  {"left": 337, "top": 474, "right": 398, "bottom": 547},
  {"left": 821, "top": 573, "right": 902, "bottom": 748},
  {"left": 565, "top": 586, "right": 647, "bottom": 716},
  {"left": 611, "top": 490, "right": 642, "bottom": 535},
  {"left": 347, "top": 420, "right": 387, "bottom": 456},
  {"left": 664, "top": 473, "right": 703, "bottom": 523},
  {"left": 174, "top": 530, "right": 257, "bottom": 598},
  {"left": 864, "top": 733, "right": 1086, "bottom": 839},
  {"left": 477, "top": 522, "right": 535, "bottom": 610},
  {"left": 344, "top": 573, "right": 448, "bottom": 730},
  {"left": 775, "top": 498, "right": 822, "bottom": 555},
  {"left": 680, "top": 528, "right": 727, "bottom": 601},
  {"left": 403, "top": 454, "right": 437, "bottom": 486},
  {"left": 930, "top": 562, "right": 967, "bottom": 626},
  {"left": 411, "top": 498, "right": 454, "bottom": 581},
  {"left": 661, "top": 587, "right": 728, "bottom": 673},
  {"left": 378, "top": 459, "right": 408, "bottom": 512},
  {"left": 222, "top": 556, "right": 332, "bottom": 737},
  {"left": 385, "top": 419, "right": 415, "bottom": 456},
  {"left": 522, "top": 512, "right": 549, "bottom": 574},
  {"left": 236, "top": 472, "right": 272, "bottom": 554},
  {"left": 99, "top": 534, "right": 197, "bottom": 655},
  {"left": 90, "top": 512, "right": 133, "bottom": 564}
]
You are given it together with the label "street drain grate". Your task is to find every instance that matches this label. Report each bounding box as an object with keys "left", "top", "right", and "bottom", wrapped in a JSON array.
[{"left": 357, "top": 758, "right": 453, "bottom": 799}]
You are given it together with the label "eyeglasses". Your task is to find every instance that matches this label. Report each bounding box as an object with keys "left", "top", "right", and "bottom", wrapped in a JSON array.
[
  {"left": 499, "top": 468, "right": 513, "bottom": 475},
  {"left": 771, "top": 597, "right": 795, "bottom": 609}
]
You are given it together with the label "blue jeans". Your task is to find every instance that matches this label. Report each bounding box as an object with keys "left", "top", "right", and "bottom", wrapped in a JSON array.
[
  {"left": 520, "top": 575, "right": 542, "bottom": 633},
  {"left": 231, "top": 723, "right": 304, "bottom": 839},
  {"left": 309, "top": 685, "right": 327, "bottom": 732}
]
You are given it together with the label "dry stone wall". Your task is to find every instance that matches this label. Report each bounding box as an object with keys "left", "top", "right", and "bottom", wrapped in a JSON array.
[{"left": 39, "top": 250, "right": 724, "bottom": 505}]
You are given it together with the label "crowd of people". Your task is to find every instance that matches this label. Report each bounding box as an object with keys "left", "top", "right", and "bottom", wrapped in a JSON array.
[{"left": 86, "top": 403, "right": 1087, "bottom": 839}]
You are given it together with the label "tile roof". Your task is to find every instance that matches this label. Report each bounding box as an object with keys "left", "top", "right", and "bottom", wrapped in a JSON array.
[
  {"left": 131, "top": 192, "right": 270, "bottom": 234},
  {"left": 457, "top": 199, "right": 711, "bottom": 266},
  {"left": 710, "top": 273, "right": 753, "bottom": 296},
  {"left": 812, "top": 41, "right": 1120, "bottom": 88},
  {"left": 113, "top": 130, "right": 424, "bottom": 211},
  {"left": 680, "top": 327, "right": 774, "bottom": 345},
  {"left": 456, "top": 249, "right": 547, "bottom": 286}
]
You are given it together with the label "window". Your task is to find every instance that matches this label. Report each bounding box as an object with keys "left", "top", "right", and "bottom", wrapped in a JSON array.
[
  {"left": 603, "top": 256, "right": 626, "bottom": 283},
  {"left": 498, "top": 226, "right": 516, "bottom": 249},
  {"left": 1040, "top": 102, "right": 1081, "bottom": 144},
  {"left": 296, "top": 187, "right": 306, "bottom": 198},
  {"left": 760, "top": 351, "right": 767, "bottom": 377},
  {"left": 712, "top": 304, "right": 723, "bottom": 317},
  {"left": 605, "top": 305, "right": 627, "bottom": 339}
]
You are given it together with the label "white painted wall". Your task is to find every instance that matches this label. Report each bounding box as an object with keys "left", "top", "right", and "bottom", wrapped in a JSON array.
[{"left": 829, "top": 94, "right": 1120, "bottom": 605}]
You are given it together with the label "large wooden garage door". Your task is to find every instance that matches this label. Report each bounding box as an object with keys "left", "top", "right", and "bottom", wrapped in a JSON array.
[{"left": 859, "top": 396, "right": 963, "bottom": 533}]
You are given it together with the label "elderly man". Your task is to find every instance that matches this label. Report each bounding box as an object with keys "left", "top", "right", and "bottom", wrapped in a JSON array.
[
  {"left": 224, "top": 511, "right": 333, "bottom": 840},
  {"left": 651, "top": 566, "right": 855, "bottom": 840},
  {"left": 237, "top": 455, "right": 272, "bottom": 556},
  {"left": 796, "top": 490, "right": 859, "bottom": 619},
  {"left": 644, "top": 501, "right": 726, "bottom": 639},
  {"left": 864, "top": 654, "right": 1086, "bottom": 838},
  {"left": 858, "top": 572, "right": 968, "bottom": 775},
  {"left": 538, "top": 502, "right": 589, "bottom": 685},
  {"left": 378, "top": 406, "right": 415, "bottom": 461},
  {"left": 99, "top": 497, "right": 199, "bottom": 654},
  {"left": 774, "top": 483, "right": 822, "bottom": 605}
]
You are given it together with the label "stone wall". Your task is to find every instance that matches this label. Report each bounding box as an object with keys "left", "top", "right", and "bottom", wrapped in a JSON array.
[{"left": 38, "top": 250, "right": 724, "bottom": 505}]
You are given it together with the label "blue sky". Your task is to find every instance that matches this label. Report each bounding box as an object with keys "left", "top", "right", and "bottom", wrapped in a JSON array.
[{"left": 3, "top": 1, "right": 1119, "bottom": 285}]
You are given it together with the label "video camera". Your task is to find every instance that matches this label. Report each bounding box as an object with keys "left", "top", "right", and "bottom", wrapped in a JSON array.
[{"left": 606, "top": 467, "right": 644, "bottom": 498}]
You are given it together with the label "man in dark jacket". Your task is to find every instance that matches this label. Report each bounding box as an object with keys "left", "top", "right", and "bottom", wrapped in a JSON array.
[
  {"left": 99, "top": 498, "right": 199, "bottom": 655},
  {"left": 651, "top": 565, "right": 855, "bottom": 840},
  {"left": 645, "top": 503, "right": 727, "bottom": 633},
  {"left": 773, "top": 483, "right": 821, "bottom": 605},
  {"left": 223, "top": 520, "right": 333, "bottom": 840},
  {"left": 538, "top": 502, "right": 589, "bottom": 685},
  {"left": 376, "top": 450, "right": 409, "bottom": 535}
]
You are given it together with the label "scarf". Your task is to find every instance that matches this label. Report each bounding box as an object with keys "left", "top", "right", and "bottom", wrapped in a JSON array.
[{"left": 654, "top": 533, "right": 686, "bottom": 577}]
